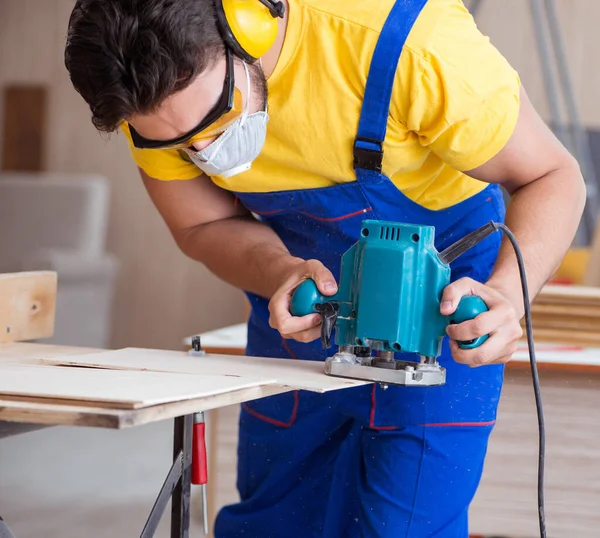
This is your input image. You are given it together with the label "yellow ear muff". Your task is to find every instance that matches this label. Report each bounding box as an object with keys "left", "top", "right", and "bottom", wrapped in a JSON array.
[{"left": 215, "top": 0, "right": 280, "bottom": 63}]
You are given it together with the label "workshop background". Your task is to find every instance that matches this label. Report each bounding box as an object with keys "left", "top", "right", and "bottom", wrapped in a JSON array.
[{"left": 1, "top": 1, "right": 599, "bottom": 537}]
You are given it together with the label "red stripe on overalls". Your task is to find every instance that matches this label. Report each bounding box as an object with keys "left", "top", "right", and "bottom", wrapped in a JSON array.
[
  {"left": 241, "top": 338, "right": 299, "bottom": 428},
  {"left": 253, "top": 207, "right": 372, "bottom": 222}
]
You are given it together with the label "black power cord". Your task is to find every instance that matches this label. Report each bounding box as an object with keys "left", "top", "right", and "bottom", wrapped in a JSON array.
[
  {"left": 493, "top": 222, "right": 546, "bottom": 538},
  {"left": 441, "top": 221, "right": 546, "bottom": 537}
]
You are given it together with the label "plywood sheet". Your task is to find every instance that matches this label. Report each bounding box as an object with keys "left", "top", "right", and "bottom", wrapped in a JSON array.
[
  {"left": 0, "top": 271, "right": 56, "bottom": 343},
  {"left": 0, "top": 341, "right": 98, "bottom": 363},
  {"left": 39, "top": 347, "right": 368, "bottom": 393},
  {"left": 0, "top": 384, "right": 288, "bottom": 430},
  {"left": 540, "top": 284, "right": 600, "bottom": 301},
  {"left": 513, "top": 342, "right": 600, "bottom": 368},
  {"left": 0, "top": 363, "right": 275, "bottom": 408},
  {"left": 584, "top": 217, "right": 600, "bottom": 287}
]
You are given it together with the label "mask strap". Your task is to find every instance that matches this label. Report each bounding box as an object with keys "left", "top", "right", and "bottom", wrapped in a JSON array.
[{"left": 240, "top": 61, "right": 251, "bottom": 127}]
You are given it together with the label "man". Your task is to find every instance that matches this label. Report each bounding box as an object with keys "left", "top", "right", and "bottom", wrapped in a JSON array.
[{"left": 65, "top": 0, "right": 585, "bottom": 536}]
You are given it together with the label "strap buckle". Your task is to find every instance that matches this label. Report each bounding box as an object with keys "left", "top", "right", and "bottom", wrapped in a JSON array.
[{"left": 353, "top": 137, "right": 383, "bottom": 173}]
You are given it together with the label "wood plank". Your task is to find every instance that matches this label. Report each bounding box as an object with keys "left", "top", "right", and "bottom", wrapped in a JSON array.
[
  {"left": 514, "top": 342, "right": 587, "bottom": 358},
  {"left": 534, "top": 297, "right": 600, "bottom": 308},
  {"left": 529, "top": 328, "right": 600, "bottom": 346},
  {"left": 537, "top": 284, "right": 600, "bottom": 300},
  {"left": 39, "top": 347, "right": 368, "bottom": 393},
  {"left": 584, "top": 216, "right": 600, "bottom": 286},
  {"left": 531, "top": 304, "right": 600, "bottom": 317},
  {"left": 531, "top": 316, "right": 600, "bottom": 331},
  {"left": 1, "top": 85, "right": 47, "bottom": 171},
  {"left": 0, "top": 384, "right": 287, "bottom": 429},
  {"left": 0, "top": 272, "right": 56, "bottom": 343},
  {"left": 0, "top": 363, "right": 275, "bottom": 408},
  {"left": 0, "top": 341, "right": 98, "bottom": 363},
  {"left": 0, "top": 399, "right": 127, "bottom": 429}
]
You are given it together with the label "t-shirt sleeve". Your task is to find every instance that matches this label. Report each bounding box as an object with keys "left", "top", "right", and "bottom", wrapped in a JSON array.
[
  {"left": 391, "top": 0, "right": 521, "bottom": 171},
  {"left": 120, "top": 122, "right": 202, "bottom": 180}
]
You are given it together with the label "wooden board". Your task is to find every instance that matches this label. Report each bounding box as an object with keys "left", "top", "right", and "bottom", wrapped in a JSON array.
[
  {"left": 0, "top": 342, "right": 364, "bottom": 430},
  {"left": 531, "top": 304, "right": 600, "bottom": 317},
  {"left": 0, "top": 363, "right": 275, "bottom": 409},
  {"left": 513, "top": 343, "right": 600, "bottom": 368},
  {"left": 527, "top": 328, "right": 600, "bottom": 346},
  {"left": 1, "top": 85, "right": 47, "bottom": 171},
  {"left": 584, "top": 217, "right": 600, "bottom": 287},
  {"left": 537, "top": 284, "right": 600, "bottom": 301},
  {"left": 39, "top": 347, "right": 369, "bottom": 393},
  {"left": 0, "top": 272, "right": 56, "bottom": 343},
  {"left": 521, "top": 284, "right": 600, "bottom": 346},
  {"left": 531, "top": 316, "right": 600, "bottom": 331},
  {"left": 0, "top": 384, "right": 288, "bottom": 429},
  {"left": 0, "top": 341, "right": 98, "bottom": 363}
]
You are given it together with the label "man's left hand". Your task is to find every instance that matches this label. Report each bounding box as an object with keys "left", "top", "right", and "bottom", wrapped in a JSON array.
[{"left": 441, "top": 277, "right": 524, "bottom": 367}]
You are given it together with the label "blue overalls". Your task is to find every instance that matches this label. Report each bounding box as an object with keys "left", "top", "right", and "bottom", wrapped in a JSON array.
[{"left": 215, "top": 1, "right": 506, "bottom": 536}]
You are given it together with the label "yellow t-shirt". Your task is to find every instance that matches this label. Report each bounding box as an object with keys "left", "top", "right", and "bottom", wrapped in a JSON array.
[{"left": 121, "top": 0, "right": 521, "bottom": 210}]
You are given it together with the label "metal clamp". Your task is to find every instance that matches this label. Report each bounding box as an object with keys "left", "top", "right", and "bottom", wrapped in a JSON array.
[{"left": 353, "top": 137, "right": 383, "bottom": 172}]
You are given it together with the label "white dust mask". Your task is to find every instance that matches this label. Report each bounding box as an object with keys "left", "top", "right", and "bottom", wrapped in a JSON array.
[{"left": 186, "top": 61, "right": 268, "bottom": 179}]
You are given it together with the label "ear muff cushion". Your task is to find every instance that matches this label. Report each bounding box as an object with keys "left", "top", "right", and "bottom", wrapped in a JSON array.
[{"left": 215, "top": 0, "right": 279, "bottom": 62}]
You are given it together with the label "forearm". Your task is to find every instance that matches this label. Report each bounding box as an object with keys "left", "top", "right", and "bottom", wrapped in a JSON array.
[
  {"left": 177, "top": 215, "right": 303, "bottom": 298},
  {"left": 486, "top": 163, "right": 586, "bottom": 314}
]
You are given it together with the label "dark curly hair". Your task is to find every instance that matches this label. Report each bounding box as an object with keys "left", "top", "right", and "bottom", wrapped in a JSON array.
[{"left": 64, "top": 0, "right": 224, "bottom": 132}]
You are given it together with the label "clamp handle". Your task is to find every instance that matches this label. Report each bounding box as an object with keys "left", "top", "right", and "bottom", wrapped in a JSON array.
[
  {"left": 449, "top": 295, "right": 489, "bottom": 349},
  {"left": 192, "top": 413, "right": 208, "bottom": 485}
]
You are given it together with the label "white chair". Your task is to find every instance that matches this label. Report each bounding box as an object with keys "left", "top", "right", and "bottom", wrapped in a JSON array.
[{"left": 0, "top": 173, "right": 119, "bottom": 348}]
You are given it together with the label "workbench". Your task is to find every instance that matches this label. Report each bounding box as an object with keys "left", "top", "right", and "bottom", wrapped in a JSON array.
[
  {"left": 0, "top": 272, "right": 365, "bottom": 537},
  {"left": 189, "top": 324, "right": 600, "bottom": 538}
]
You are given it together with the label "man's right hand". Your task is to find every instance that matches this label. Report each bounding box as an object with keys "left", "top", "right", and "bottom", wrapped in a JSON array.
[{"left": 269, "top": 259, "right": 338, "bottom": 343}]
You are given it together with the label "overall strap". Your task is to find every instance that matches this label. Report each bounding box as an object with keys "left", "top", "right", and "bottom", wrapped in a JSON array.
[{"left": 354, "top": 0, "right": 428, "bottom": 173}]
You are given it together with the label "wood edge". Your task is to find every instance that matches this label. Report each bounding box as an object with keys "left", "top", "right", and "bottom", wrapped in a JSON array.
[
  {"left": 0, "top": 392, "right": 141, "bottom": 410},
  {"left": 0, "top": 270, "right": 57, "bottom": 280},
  {"left": 506, "top": 360, "right": 600, "bottom": 374},
  {"left": 0, "top": 384, "right": 290, "bottom": 430},
  {"left": 0, "top": 400, "right": 125, "bottom": 429},
  {"left": 117, "top": 384, "right": 290, "bottom": 428}
]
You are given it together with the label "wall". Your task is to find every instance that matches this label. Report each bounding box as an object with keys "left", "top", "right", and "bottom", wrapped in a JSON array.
[
  {"left": 474, "top": 0, "right": 600, "bottom": 128},
  {"left": 1, "top": 0, "right": 599, "bottom": 349},
  {"left": 0, "top": 0, "right": 246, "bottom": 350}
]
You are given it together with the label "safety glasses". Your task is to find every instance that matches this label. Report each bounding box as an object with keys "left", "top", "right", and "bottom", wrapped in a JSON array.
[{"left": 128, "top": 48, "right": 244, "bottom": 150}]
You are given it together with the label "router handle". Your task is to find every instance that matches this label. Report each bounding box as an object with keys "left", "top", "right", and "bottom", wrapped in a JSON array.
[
  {"left": 290, "top": 279, "right": 326, "bottom": 317},
  {"left": 449, "top": 295, "right": 489, "bottom": 349}
]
